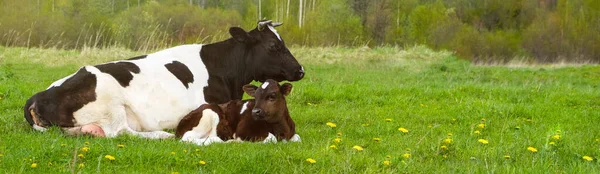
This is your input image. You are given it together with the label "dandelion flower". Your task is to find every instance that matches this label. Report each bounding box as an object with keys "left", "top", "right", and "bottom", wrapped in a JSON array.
[
  {"left": 398, "top": 127, "right": 409, "bottom": 133},
  {"left": 77, "top": 154, "right": 84, "bottom": 158},
  {"left": 552, "top": 135, "right": 561, "bottom": 140},
  {"left": 337, "top": 132, "right": 342, "bottom": 136},
  {"left": 352, "top": 145, "right": 364, "bottom": 151},
  {"left": 373, "top": 138, "right": 381, "bottom": 142},
  {"left": 0, "top": 154, "right": 3, "bottom": 157},
  {"left": 420, "top": 104, "right": 424, "bottom": 107},
  {"left": 61, "top": 144, "right": 66, "bottom": 147},
  {"left": 385, "top": 118, "right": 392, "bottom": 122},
  {"left": 78, "top": 163, "right": 84, "bottom": 168},
  {"left": 104, "top": 155, "right": 116, "bottom": 161},
  {"left": 504, "top": 155, "right": 511, "bottom": 159},
  {"left": 31, "top": 163, "right": 37, "bottom": 168},
  {"left": 443, "top": 154, "right": 448, "bottom": 159},
  {"left": 481, "top": 118, "right": 486, "bottom": 122},
  {"left": 361, "top": 123, "right": 369, "bottom": 127},
  {"left": 477, "top": 123, "right": 485, "bottom": 129},
  {"left": 478, "top": 139, "right": 489, "bottom": 145},
  {"left": 84, "top": 142, "right": 89, "bottom": 145},
  {"left": 383, "top": 160, "right": 391, "bottom": 166},
  {"left": 199, "top": 160, "right": 207, "bottom": 165},
  {"left": 440, "top": 145, "right": 448, "bottom": 150},
  {"left": 47, "top": 162, "right": 53, "bottom": 166},
  {"left": 329, "top": 145, "right": 337, "bottom": 149},
  {"left": 443, "top": 138, "right": 453, "bottom": 144},
  {"left": 527, "top": 147, "right": 538, "bottom": 153},
  {"left": 549, "top": 142, "right": 556, "bottom": 146},
  {"left": 386, "top": 155, "right": 391, "bottom": 158},
  {"left": 447, "top": 133, "right": 453, "bottom": 136},
  {"left": 117, "top": 144, "right": 125, "bottom": 148},
  {"left": 80, "top": 147, "right": 89, "bottom": 152},
  {"left": 583, "top": 156, "right": 593, "bottom": 161},
  {"left": 333, "top": 138, "right": 342, "bottom": 143},
  {"left": 326, "top": 122, "right": 336, "bottom": 128},
  {"left": 305, "top": 158, "right": 316, "bottom": 164},
  {"left": 402, "top": 153, "right": 411, "bottom": 158},
  {"left": 474, "top": 130, "right": 481, "bottom": 135},
  {"left": 171, "top": 152, "right": 176, "bottom": 155}
]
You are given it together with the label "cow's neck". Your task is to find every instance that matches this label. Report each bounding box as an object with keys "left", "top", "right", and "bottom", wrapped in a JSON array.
[{"left": 200, "top": 39, "right": 254, "bottom": 104}]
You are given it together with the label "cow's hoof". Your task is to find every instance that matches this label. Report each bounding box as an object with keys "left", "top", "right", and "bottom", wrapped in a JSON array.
[
  {"left": 289, "top": 134, "right": 301, "bottom": 142},
  {"left": 262, "top": 133, "right": 277, "bottom": 143}
]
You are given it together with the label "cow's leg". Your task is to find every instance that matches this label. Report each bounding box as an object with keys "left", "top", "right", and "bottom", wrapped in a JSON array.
[
  {"left": 122, "top": 128, "right": 174, "bottom": 139},
  {"left": 180, "top": 109, "right": 223, "bottom": 146}
]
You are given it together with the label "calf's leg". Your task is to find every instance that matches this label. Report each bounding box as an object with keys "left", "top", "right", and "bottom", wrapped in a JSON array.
[{"left": 180, "top": 109, "right": 223, "bottom": 146}]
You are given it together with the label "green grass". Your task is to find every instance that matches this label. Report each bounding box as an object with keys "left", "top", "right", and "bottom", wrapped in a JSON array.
[{"left": 1, "top": 45, "right": 600, "bottom": 173}]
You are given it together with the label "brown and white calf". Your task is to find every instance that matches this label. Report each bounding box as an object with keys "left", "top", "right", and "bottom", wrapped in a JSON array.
[{"left": 175, "top": 79, "right": 300, "bottom": 145}]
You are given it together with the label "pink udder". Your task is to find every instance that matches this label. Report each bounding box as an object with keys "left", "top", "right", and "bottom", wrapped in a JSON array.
[{"left": 81, "top": 124, "right": 106, "bottom": 137}]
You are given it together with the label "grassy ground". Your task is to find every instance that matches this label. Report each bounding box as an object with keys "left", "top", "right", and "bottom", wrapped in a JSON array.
[{"left": 1, "top": 46, "right": 600, "bottom": 173}]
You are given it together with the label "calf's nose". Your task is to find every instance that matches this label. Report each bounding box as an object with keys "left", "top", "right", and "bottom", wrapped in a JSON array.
[{"left": 252, "top": 108, "right": 263, "bottom": 116}]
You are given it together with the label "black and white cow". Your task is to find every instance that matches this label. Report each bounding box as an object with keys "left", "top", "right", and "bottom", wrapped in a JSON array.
[{"left": 23, "top": 20, "right": 304, "bottom": 138}]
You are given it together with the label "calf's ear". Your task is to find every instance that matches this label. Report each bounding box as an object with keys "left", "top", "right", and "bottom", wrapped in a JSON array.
[
  {"left": 229, "top": 27, "right": 255, "bottom": 43},
  {"left": 243, "top": 84, "right": 258, "bottom": 97},
  {"left": 280, "top": 83, "right": 293, "bottom": 96}
]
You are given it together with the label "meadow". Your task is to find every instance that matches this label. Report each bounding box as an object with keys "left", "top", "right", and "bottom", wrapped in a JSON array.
[{"left": 0, "top": 46, "right": 599, "bottom": 173}]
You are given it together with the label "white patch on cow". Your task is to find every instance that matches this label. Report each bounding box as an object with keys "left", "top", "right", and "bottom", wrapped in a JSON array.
[
  {"left": 33, "top": 125, "right": 47, "bottom": 132},
  {"left": 240, "top": 102, "right": 249, "bottom": 114},
  {"left": 290, "top": 134, "right": 301, "bottom": 142},
  {"left": 180, "top": 109, "right": 225, "bottom": 146},
  {"left": 268, "top": 25, "right": 282, "bottom": 41},
  {"left": 301, "top": 66, "right": 304, "bottom": 72},
  {"left": 261, "top": 81, "right": 270, "bottom": 89},
  {"left": 47, "top": 73, "right": 75, "bottom": 89},
  {"left": 263, "top": 133, "right": 277, "bottom": 143}
]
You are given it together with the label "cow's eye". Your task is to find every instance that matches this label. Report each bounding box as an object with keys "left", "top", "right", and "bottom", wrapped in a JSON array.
[{"left": 268, "top": 94, "right": 276, "bottom": 101}]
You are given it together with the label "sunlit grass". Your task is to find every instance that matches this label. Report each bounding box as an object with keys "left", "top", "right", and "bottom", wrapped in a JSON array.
[{"left": 1, "top": 46, "right": 599, "bottom": 173}]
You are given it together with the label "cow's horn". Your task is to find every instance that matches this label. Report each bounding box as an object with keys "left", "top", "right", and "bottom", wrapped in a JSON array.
[
  {"left": 258, "top": 20, "right": 272, "bottom": 31},
  {"left": 272, "top": 22, "right": 283, "bottom": 27}
]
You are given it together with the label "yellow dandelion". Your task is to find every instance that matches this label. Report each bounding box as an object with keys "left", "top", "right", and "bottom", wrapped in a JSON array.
[
  {"left": 443, "top": 154, "right": 448, "bottom": 159},
  {"left": 117, "top": 144, "right": 125, "bottom": 148},
  {"left": 481, "top": 118, "right": 486, "bottom": 122},
  {"left": 305, "top": 158, "right": 316, "bottom": 164},
  {"left": 478, "top": 139, "right": 489, "bottom": 145},
  {"left": 504, "top": 155, "right": 511, "bottom": 159},
  {"left": 31, "top": 163, "right": 37, "bottom": 168},
  {"left": 195, "top": 149, "right": 200, "bottom": 152},
  {"left": 47, "top": 162, "right": 53, "bottom": 166},
  {"left": 104, "top": 155, "right": 116, "bottom": 161},
  {"left": 447, "top": 133, "right": 453, "bottom": 136},
  {"left": 402, "top": 153, "right": 411, "bottom": 158},
  {"left": 440, "top": 145, "right": 448, "bottom": 150},
  {"left": 474, "top": 130, "right": 481, "bottom": 135},
  {"left": 443, "top": 138, "right": 453, "bottom": 144},
  {"left": 373, "top": 138, "right": 381, "bottom": 142},
  {"left": 352, "top": 145, "right": 364, "bottom": 151},
  {"left": 337, "top": 132, "right": 342, "bottom": 136},
  {"left": 405, "top": 148, "right": 411, "bottom": 151},
  {"left": 329, "top": 145, "right": 337, "bottom": 149},
  {"left": 383, "top": 160, "right": 391, "bottom": 166},
  {"left": 385, "top": 118, "right": 392, "bottom": 122},
  {"left": 552, "top": 135, "right": 561, "bottom": 140},
  {"left": 361, "top": 123, "right": 369, "bottom": 127},
  {"left": 398, "top": 127, "right": 409, "bottom": 133},
  {"left": 452, "top": 118, "right": 457, "bottom": 122},
  {"left": 60, "top": 144, "right": 66, "bottom": 147},
  {"left": 549, "top": 141, "right": 556, "bottom": 146},
  {"left": 477, "top": 123, "right": 485, "bottom": 129},
  {"left": 333, "top": 138, "right": 342, "bottom": 143},
  {"left": 420, "top": 103, "right": 424, "bottom": 107},
  {"left": 171, "top": 152, "right": 176, "bottom": 155},
  {"left": 556, "top": 130, "right": 561, "bottom": 133},
  {"left": 583, "top": 156, "right": 593, "bottom": 161},
  {"left": 386, "top": 155, "right": 391, "bottom": 158},
  {"left": 326, "top": 122, "right": 336, "bottom": 128},
  {"left": 0, "top": 153, "right": 3, "bottom": 157},
  {"left": 77, "top": 154, "right": 84, "bottom": 158},
  {"left": 78, "top": 163, "right": 84, "bottom": 168},
  {"left": 171, "top": 172, "right": 179, "bottom": 174},
  {"left": 199, "top": 160, "right": 207, "bottom": 165},
  {"left": 84, "top": 142, "right": 89, "bottom": 145},
  {"left": 527, "top": 147, "right": 538, "bottom": 153},
  {"left": 80, "top": 147, "right": 89, "bottom": 152},
  {"left": 183, "top": 149, "right": 187, "bottom": 153},
  {"left": 428, "top": 124, "right": 433, "bottom": 128}
]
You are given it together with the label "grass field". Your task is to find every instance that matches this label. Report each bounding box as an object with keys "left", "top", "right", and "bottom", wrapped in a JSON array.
[{"left": 1, "top": 46, "right": 600, "bottom": 173}]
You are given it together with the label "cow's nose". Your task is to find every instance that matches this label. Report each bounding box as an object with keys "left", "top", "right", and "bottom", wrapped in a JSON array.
[
  {"left": 296, "top": 68, "right": 305, "bottom": 79},
  {"left": 252, "top": 108, "right": 263, "bottom": 116}
]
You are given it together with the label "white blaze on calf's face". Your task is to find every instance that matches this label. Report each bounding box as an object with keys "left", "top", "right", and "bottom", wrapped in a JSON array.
[{"left": 261, "top": 81, "right": 270, "bottom": 89}]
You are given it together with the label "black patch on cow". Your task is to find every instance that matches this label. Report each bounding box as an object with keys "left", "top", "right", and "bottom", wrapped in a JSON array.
[
  {"left": 127, "top": 55, "right": 147, "bottom": 60},
  {"left": 165, "top": 61, "right": 194, "bottom": 89},
  {"left": 25, "top": 68, "right": 97, "bottom": 127},
  {"left": 95, "top": 62, "right": 141, "bottom": 87}
]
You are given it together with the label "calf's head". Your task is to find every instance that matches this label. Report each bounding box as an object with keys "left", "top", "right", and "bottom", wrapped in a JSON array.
[
  {"left": 242, "top": 79, "right": 293, "bottom": 122},
  {"left": 229, "top": 20, "right": 304, "bottom": 82}
]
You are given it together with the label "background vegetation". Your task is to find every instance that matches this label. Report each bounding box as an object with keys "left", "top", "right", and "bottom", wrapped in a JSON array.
[
  {"left": 1, "top": 46, "right": 600, "bottom": 173},
  {"left": 0, "top": 0, "right": 599, "bottom": 63}
]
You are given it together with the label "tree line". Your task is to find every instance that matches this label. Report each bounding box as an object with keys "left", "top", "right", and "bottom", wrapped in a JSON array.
[{"left": 0, "top": 0, "right": 598, "bottom": 63}]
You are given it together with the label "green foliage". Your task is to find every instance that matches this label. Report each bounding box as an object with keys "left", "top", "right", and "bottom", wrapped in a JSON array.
[{"left": 303, "top": 0, "right": 363, "bottom": 46}]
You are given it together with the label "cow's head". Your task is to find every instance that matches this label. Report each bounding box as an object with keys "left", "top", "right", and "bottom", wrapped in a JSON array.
[
  {"left": 242, "top": 79, "right": 292, "bottom": 122},
  {"left": 229, "top": 20, "right": 304, "bottom": 82},
  {"left": 23, "top": 90, "right": 64, "bottom": 132}
]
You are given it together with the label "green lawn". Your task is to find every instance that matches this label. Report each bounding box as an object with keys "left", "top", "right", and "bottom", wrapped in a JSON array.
[{"left": 1, "top": 46, "right": 599, "bottom": 173}]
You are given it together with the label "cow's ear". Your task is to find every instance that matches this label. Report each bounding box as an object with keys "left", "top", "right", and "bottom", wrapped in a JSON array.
[
  {"left": 280, "top": 83, "right": 293, "bottom": 96},
  {"left": 229, "top": 27, "right": 255, "bottom": 43},
  {"left": 243, "top": 84, "right": 258, "bottom": 97}
]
